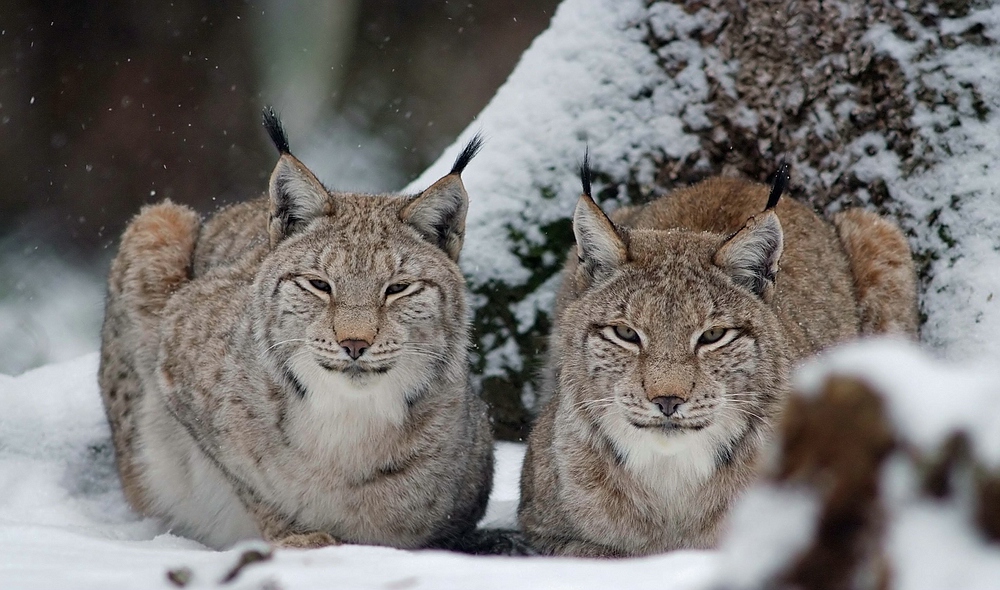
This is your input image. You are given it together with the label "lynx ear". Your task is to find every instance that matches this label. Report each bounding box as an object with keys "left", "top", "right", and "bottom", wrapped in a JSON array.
[
  {"left": 400, "top": 175, "right": 469, "bottom": 261},
  {"left": 267, "top": 154, "right": 331, "bottom": 245},
  {"left": 262, "top": 107, "right": 330, "bottom": 245},
  {"left": 574, "top": 193, "right": 627, "bottom": 282},
  {"left": 714, "top": 211, "right": 783, "bottom": 302},
  {"left": 400, "top": 134, "right": 483, "bottom": 261},
  {"left": 574, "top": 152, "right": 626, "bottom": 283}
]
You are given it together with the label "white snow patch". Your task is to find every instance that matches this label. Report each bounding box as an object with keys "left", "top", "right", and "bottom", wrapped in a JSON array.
[
  {"left": 862, "top": 7, "right": 1000, "bottom": 362},
  {"left": 714, "top": 485, "right": 821, "bottom": 587},
  {"left": 796, "top": 339, "right": 1000, "bottom": 468}
]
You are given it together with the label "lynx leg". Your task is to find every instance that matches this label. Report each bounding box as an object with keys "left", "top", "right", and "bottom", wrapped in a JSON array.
[
  {"left": 99, "top": 200, "right": 200, "bottom": 512},
  {"left": 529, "top": 534, "right": 623, "bottom": 558},
  {"left": 832, "top": 209, "right": 918, "bottom": 337},
  {"left": 270, "top": 532, "right": 340, "bottom": 549}
]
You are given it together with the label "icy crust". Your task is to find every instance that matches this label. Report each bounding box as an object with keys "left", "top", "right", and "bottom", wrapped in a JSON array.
[{"left": 795, "top": 339, "right": 1000, "bottom": 468}]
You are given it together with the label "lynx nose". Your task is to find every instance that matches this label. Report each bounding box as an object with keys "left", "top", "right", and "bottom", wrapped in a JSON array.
[
  {"left": 651, "top": 396, "right": 684, "bottom": 417},
  {"left": 339, "top": 339, "right": 370, "bottom": 360}
]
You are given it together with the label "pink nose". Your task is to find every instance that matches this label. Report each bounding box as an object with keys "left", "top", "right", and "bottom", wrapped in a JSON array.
[{"left": 339, "top": 339, "right": 370, "bottom": 360}]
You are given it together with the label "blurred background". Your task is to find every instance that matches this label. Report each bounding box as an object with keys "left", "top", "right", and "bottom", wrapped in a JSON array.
[{"left": 0, "top": 0, "right": 559, "bottom": 375}]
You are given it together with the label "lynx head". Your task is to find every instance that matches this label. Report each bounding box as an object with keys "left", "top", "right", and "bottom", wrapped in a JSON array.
[
  {"left": 253, "top": 108, "right": 482, "bottom": 402},
  {"left": 559, "top": 161, "right": 791, "bottom": 463}
]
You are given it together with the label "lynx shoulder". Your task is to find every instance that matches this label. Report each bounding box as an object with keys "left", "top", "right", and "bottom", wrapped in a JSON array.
[
  {"left": 98, "top": 110, "right": 493, "bottom": 550},
  {"left": 518, "top": 160, "right": 917, "bottom": 557}
]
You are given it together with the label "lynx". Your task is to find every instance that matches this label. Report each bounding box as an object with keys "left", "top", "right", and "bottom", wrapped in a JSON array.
[
  {"left": 98, "top": 109, "right": 493, "bottom": 550},
  {"left": 518, "top": 159, "right": 917, "bottom": 557}
]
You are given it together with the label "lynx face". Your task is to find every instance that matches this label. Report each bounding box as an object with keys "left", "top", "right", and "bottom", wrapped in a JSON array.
[
  {"left": 246, "top": 126, "right": 478, "bottom": 409},
  {"left": 562, "top": 192, "right": 788, "bottom": 464},
  {"left": 256, "top": 199, "right": 467, "bottom": 400},
  {"left": 566, "top": 232, "right": 786, "bottom": 461},
  {"left": 99, "top": 116, "right": 494, "bottom": 550}
]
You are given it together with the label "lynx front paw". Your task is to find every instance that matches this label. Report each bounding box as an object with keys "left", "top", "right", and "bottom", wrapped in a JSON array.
[{"left": 272, "top": 532, "right": 340, "bottom": 549}]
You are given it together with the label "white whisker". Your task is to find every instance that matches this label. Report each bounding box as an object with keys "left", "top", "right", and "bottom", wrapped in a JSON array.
[{"left": 264, "top": 338, "right": 308, "bottom": 354}]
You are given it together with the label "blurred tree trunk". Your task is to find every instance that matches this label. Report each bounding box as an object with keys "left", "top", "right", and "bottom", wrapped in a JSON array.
[{"left": 0, "top": 0, "right": 270, "bottom": 249}]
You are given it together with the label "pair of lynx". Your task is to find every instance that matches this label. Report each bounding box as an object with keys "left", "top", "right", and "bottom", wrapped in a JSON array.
[{"left": 99, "top": 110, "right": 917, "bottom": 557}]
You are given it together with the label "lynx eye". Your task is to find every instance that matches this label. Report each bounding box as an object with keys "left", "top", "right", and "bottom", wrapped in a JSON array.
[
  {"left": 698, "top": 327, "right": 728, "bottom": 346},
  {"left": 613, "top": 325, "right": 640, "bottom": 344},
  {"left": 308, "top": 279, "right": 332, "bottom": 293},
  {"left": 385, "top": 283, "right": 409, "bottom": 296}
]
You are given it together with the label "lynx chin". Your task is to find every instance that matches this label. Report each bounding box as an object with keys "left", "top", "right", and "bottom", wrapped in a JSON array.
[
  {"left": 99, "top": 108, "right": 493, "bottom": 551},
  {"left": 518, "top": 157, "right": 918, "bottom": 557}
]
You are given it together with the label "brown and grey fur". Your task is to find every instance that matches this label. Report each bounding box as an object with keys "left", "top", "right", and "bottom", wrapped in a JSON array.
[
  {"left": 518, "top": 164, "right": 917, "bottom": 558},
  {"left": 98, "top": 111, "right": 493, "bottom": 550}
]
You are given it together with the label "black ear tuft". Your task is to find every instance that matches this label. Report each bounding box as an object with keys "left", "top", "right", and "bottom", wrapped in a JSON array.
[
  {"left": 450, "top": 132, "right": 485, "bottom": 175},
  {"left": 766, "top": 161, "right": 790, "bottom": 210},
  {"left": 262, "top": 106, "right": 291, "bottom": 155},
  {"left": 580, "top": 148, "right": 592, "bottom": 197}
]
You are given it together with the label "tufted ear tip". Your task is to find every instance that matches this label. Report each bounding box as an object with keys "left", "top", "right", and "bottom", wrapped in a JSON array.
[
  {"left": 261, "top": 106, "right": 291, "bottom": 154},
  {"left": 450, "top": 133, "right": 485, "bottom": 176}
]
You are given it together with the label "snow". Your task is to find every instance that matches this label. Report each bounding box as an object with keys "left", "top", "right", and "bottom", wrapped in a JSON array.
[
  {"left": 860, "top": 5, "right": 1000, "bottom": 362},
  {"left": 711, "top": 339, "right": 1000, "bottom": 589},
  {"left": 714, "top": 486, "right": 822, "bottom": 587},
  {"left": 8, "top": 343, "right": 1000, "bottom": 587},
  {"left": 881, "top": 455, "right": 1000, "bottom": 590},
  {"left": 796, "top": 339, "right": 1000, "bottom": 468}
]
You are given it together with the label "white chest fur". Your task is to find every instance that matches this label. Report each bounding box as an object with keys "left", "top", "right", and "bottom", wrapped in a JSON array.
[
  {"left": 287, "top": 356, "right": 411, "bottom": 467},
  {"left": 603, "top": 414, "right": 726, "bottom": 502}
]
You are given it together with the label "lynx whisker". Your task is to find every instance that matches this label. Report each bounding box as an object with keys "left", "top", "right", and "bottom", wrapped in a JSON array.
[
  {"left": 264, "top": 338, "right": 309, "bottom": 354},
  {"left": 722, "top": 406, "right": 767, "bottom": 423},
  {"left": 574, "top": 397, "right": 617, "bottom": 410}
]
